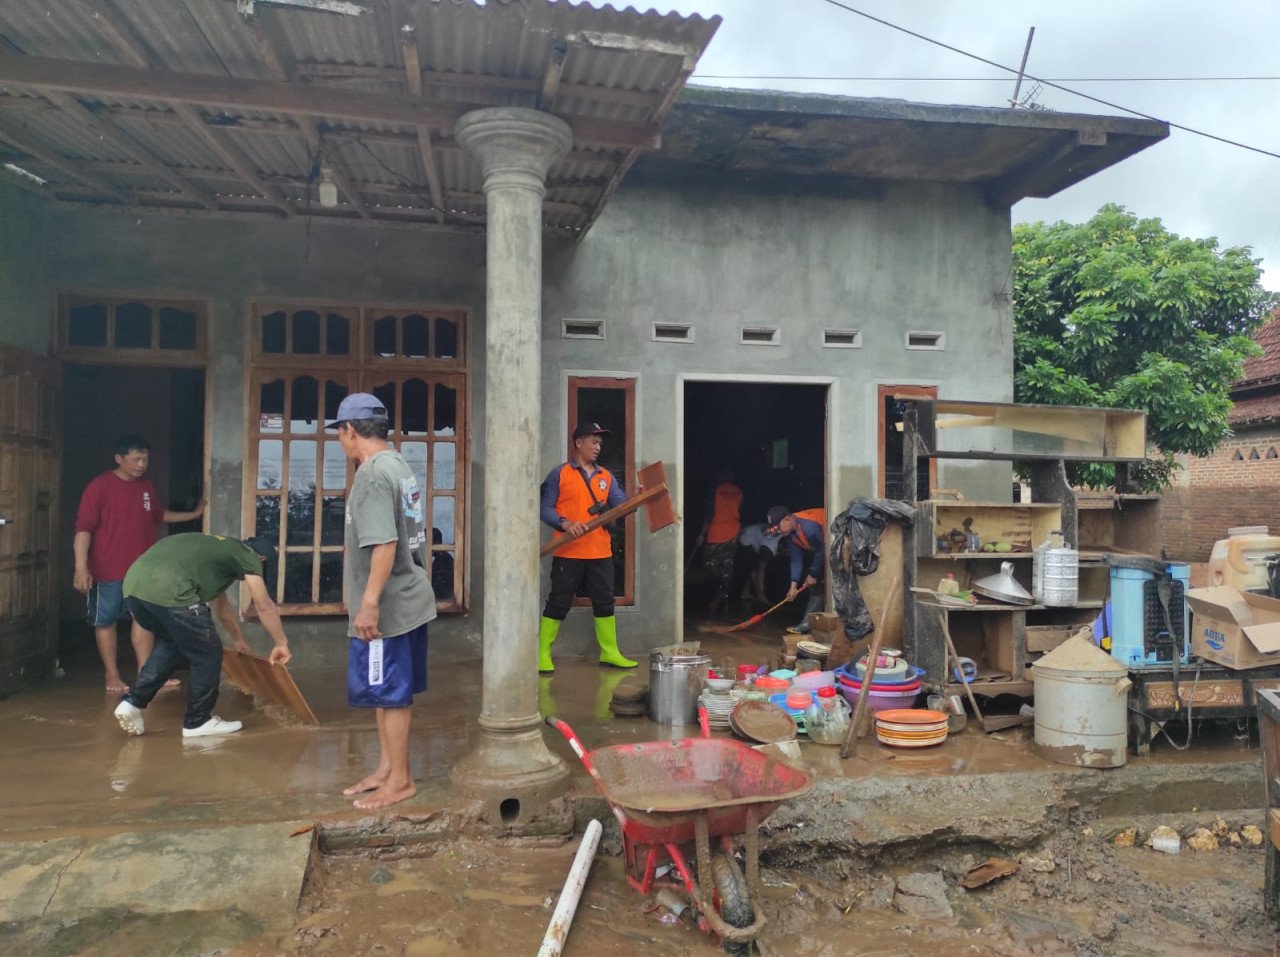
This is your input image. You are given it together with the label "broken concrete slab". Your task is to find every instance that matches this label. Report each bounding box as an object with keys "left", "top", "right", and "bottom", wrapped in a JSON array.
[
  {"left": 2, "top": 822, "right": 313, "bottom": 929},
  {"left": 0, "top": 837, "right": 85, "bottom": 923},
  {"left": 893, "top": 871, "right": 953, "bottom": 919}
]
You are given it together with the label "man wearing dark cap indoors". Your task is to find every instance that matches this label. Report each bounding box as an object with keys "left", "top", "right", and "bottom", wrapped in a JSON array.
[
  {"left": 113, "top": 533, "right": 290, "bottom": 738},
  {"left": 766, "top": 505, "right": 827, "bottom": 635},
  {"left": 329, "top": 393, "right": 436, "bottom": 811},
  {"left": 537, "top": 422, "right": 637, "bottom": 673}
]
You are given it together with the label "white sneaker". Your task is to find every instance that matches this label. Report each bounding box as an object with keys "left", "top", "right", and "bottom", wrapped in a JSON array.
[
  {"left": 182, "top": 716, "right": 243, "bottom": 738},
  {"left": 114, "top": 700, "right": 145, "bottom": 736}
]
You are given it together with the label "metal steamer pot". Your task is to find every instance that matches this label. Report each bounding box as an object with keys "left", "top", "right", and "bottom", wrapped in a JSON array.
[{"left": 648, "top": 649, "right": 711, "bottom": 725}]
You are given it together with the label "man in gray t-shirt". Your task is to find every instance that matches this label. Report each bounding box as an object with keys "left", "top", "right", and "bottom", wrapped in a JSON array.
[{"left": 327, "top": 393, "right": 436, "bottom": 812}]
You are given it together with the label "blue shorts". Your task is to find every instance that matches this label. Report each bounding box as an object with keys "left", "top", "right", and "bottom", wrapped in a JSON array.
[
  {"left": 86, "top": 581, "right": 130, "bottom": 627},
  {"left": 347, "top": 625, "right": 428, "bottom": 709}
]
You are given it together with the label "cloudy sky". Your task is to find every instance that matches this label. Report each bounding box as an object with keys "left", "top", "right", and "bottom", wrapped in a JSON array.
[{"left": 661, "top": 0, "right": 1280, "bottom": 290}]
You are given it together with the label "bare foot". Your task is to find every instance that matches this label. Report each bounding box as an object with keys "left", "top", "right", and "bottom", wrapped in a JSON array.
[
  {"left": 105, "top": 677, "right": 129, "bottom": 693},
  {"left": 352, "top": 781, "right": 416, "bottom": 811},
  {"left": 342, "top": 768, "right": 390, "bottom": 797}
]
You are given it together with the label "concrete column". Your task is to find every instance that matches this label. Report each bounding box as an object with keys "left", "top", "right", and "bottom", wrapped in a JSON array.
[{"left": 450, "top": 107, "right": 572, "bottom": 821}]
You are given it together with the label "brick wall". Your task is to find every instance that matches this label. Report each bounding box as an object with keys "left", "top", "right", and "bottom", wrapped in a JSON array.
[{"left": 1164, "top": 425, "right": 1280, "bottom": 561}]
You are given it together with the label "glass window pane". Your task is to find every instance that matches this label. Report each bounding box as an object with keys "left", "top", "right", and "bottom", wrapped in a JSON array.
[
  {"left": 403, "top": 314, "right": 429, "bottom": 358},
  {"left": 432, "top": 441, "right": 455, "bottom": 490},
  {"left": 290, "top": 376, "right": 319, "bottom": 434},
  {"left": 262, "top": 310, "right": 286, "bottom": 353},
  {"left": 402, "top": 378, "right": 429, "bottom": 436},
  {"left": 158, "top": 307, "right": 197, "bottom": 350},
  {"left": 284, "top": 552, "right": 314, "bottom": 604},
  {"left": 435, "top": 316, "right": 458, "bottom": 359},
  {"left": 325, "top": 313, "right": 350, "bottom": 356},
  {"left": 259, "top": 379, "right": 284, "bottom": 433},
  {"left": 322, "top": 442, "right": 347, "bottom": 489},
  {"left": 433, "top": 496, "right": 455, "bottom": 545},
  {"left": 67, "top": 302, "right": 108, "bottom": 347},
  {"left": 321, "top": 496, "right": 346, "bottom": 546},
  {"left": 261, "top": 551, "right": 281, "bottom": 603},
  {"left": 324, "top": 380, "right": 347, "bottom": 426},
  {"left": 373, "top": 315, "right": 396, "bottom": 357},
  {"left": 434, "top": 383, "right": 456, "bottom": 435},
  {"left": 115, "top": 302, "right": 152, "bottom": 348},
  {"left": 371, "top": 381, "right": 397, "bottom": 434},
  {"left": 402, "top": 442, "right": 427, "bottom": 500},
  {"left": 319, "top": 553, "right": 344, "bottom": 603},
  {"left": 431, "top": 548, "right": 455, "bottom": 602},
  {"left": 254, "top": 495, "right": 280, "bottom": 540},
  {"left": 288, "top": 440, "right": 317, "bottom": 546},
  {"left": 292, "top": 310, "right": 320, "bottom": 354},
  {"left": 257, "top": 440, "right": 282, "bottom": 489}
]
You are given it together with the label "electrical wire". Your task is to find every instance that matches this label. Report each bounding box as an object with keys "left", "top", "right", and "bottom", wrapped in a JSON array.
[{"left": 809, "top": 0, "right": 1280, "bottom": 161}]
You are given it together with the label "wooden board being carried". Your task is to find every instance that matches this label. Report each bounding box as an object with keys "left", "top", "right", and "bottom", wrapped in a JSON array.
[{"left": 222, "top": 648, "right": 319, "bottom": 725}]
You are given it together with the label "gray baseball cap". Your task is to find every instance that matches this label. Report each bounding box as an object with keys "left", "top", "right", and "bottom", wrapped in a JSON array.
[{"left": 325, "top": 393, "right": 389, "bottom": 430}]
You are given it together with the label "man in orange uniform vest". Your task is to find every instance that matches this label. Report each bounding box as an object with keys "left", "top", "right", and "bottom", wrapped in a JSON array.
[
  {"left": 695, "top": 467, "right": 743, "bottom": 615},
  {"left": 766, "top": 505, "right": 827, "bottom": 635},
  {"left": 537, "top": 422, "right": 637, "bottom": 673}
]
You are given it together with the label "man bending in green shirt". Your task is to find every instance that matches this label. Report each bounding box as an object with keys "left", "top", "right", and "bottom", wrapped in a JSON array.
[{"left": 113, "top": 533, "right": 291, "bottom": 738}]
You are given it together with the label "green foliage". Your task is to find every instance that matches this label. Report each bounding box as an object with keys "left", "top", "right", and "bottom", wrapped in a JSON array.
[{"left": 1013, "top": 204, "right": 1276, "bottom": 489}]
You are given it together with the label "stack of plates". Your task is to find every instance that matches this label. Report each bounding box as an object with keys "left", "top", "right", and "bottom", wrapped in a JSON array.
[
  {"left": 874, "top": 708, "right": 948, "bottom": 748},
  {"left": 698, "top": 688, "right": 740, "bottom": 730}
]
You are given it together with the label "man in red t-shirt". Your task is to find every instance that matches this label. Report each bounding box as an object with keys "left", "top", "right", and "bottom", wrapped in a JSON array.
[{"left": 73, "top": 435, "right": 205, "bottom": 692}]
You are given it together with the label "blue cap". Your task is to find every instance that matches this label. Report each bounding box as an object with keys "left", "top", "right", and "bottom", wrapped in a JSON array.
[{"left": 325, "top": 393, "right": 389, "bottom": 430}]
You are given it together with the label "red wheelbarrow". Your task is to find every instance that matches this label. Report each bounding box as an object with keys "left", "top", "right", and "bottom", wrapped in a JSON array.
[{"left": 546, "top": 712, "right": 813, "bottom": 950}]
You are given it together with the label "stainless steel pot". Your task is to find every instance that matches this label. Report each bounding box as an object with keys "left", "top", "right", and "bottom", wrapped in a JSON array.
[{"left": 648, "top": 649, "right": 711, "bottom": 725}]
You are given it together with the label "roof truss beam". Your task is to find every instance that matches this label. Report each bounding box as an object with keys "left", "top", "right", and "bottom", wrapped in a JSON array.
[
  {"left": 0, "top": 55, "right": 663, "bottom": 151},
  {"left": 400, "top": 30, "right": 445, "bottom": 225}
]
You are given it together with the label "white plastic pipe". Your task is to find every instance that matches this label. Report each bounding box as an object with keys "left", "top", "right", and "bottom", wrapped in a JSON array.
[{"left": 537, "top": 818, "right": 603, "bottom": 957}]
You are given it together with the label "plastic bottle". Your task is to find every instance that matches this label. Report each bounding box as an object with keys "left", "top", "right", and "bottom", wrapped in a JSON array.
[{"left": 806, "top": 686, "right": 851, "bottom": 745}]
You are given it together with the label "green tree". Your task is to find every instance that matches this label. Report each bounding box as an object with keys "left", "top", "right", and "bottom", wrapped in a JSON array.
[{"left": 1013, "top": 203, "right": 1277, "bottom": 489}]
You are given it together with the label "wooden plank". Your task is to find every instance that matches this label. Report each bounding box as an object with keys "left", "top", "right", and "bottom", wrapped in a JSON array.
[
  {"left": 222, "top": 648, "right": 318, "bottom": 725},
  {"left": 0, "top": 55, "right": 663, "bottom": 151},
  {"left": 1270, "top": 808, "right": 1280, "bottom": 852}
]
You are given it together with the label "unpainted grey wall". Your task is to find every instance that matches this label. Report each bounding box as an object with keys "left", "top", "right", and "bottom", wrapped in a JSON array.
[
  {"left": 542, "top": 180, "right": 1015, "bottom": 656},
  {"left": 0, "top": 183, "right": 49, "bottom": 353}
]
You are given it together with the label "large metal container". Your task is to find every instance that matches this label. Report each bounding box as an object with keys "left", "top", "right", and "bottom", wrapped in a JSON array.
[
  {"left": 1033, "top": 637, "right": 1132, "bottom": 768},
  {"left": 648, "top": 649, "right": 711, "bottom": 725}
]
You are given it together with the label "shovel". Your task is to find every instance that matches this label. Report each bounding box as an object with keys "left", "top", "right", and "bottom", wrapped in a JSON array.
[{"left": 540, "top": 461, "right": 677, "bottom": 558}]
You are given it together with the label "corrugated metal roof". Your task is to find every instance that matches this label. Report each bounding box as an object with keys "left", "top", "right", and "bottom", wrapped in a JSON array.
[{"left": 0, "top": 0, "right": 721, "bottom": 232}]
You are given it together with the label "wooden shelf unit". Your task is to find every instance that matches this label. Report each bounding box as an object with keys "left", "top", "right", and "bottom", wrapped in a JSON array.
[{"left": 897, "top": 397, "right": 1156, "bottom": 690}]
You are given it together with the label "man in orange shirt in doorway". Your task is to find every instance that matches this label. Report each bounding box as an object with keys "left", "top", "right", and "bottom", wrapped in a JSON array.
[
  {"left": 537, "top": 422, "right": 637, "bottom": 673},
  {"left": 766, "top": 505, "right": 827, "bottom": 635},
  {"left": 695, "top": 467, "right": 743, "bottom": 615}
]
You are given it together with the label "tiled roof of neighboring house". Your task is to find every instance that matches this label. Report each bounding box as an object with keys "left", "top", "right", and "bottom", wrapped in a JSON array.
[
  {"left": 1230, "top": 393, "right": 1280, "bottom": 427},
  {"left": 1238, "top": 313, "right": 1280, "bottom": 386}
]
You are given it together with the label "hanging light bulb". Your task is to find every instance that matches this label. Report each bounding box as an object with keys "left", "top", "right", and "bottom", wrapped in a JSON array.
[{"left": 318, "top": 167, "right": 338, "bottom": 208}]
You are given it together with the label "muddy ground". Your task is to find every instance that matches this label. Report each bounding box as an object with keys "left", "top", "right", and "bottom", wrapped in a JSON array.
[{"left": 222, "top": 812, "right": 1277, "bottom": 957}]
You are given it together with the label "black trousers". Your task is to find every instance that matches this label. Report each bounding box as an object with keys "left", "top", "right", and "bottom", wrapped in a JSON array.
[
  {"left": 123, "top": 597, "right": 223, "bottom": 730},
  {"left": 543, "top": 556, "right": 615, "bottom": 619}
]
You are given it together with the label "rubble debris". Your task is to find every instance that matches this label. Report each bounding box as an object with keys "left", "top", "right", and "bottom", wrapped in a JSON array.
[
  {"left": 1228, "top": 832, "right": 1244, "bottom": 848},
  {"left": 959, "top": 858, "right": 1020, "bottom": 889},
  {"left": 1022, "top": 856, "right": 1056, "bottom": 873},
  {"left": 1210, "top": 818, "right": 1230, "bottom": 839},
  {"left": 369, "top": 864, "right": 393, "bottom": 884},
  {"left": 1090, "top": 913, "right": 1118, "bottom": 941},
  {"left": 1147, "top": 825, "right": 1181, "bottom": 854},
  {"left": 1241, "top": 825, "right": 1264, "bottom": 847},
  {"left": 1187, "top": 828, "right": 1219, "bottom": 852},
  {"left": 893, "top": 872, "right": 954, "bottom": 919},
  {"left": 1112, "top": 827, "right": 1138, "bottom": 847}
]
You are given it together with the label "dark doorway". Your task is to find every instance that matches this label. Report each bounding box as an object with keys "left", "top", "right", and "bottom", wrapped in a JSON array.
[
  {"left": 683, "top": 382, "right": 827, "bottom": 616},
  {"left": 58, "top": 364, "right": 206, "bottom": 635}
]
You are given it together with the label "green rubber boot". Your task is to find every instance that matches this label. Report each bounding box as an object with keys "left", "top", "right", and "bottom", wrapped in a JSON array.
[
  {"left": 594, "top": 669, "right": 629, "bottom": 719},
  {"left": 538, "top": 676, "right": 556, "bottom": 717},
  {"left": 594, "top": 615, "right": 637, "bottom": 669},
  {"left": 538, "top": 616, "right": 560, "bottom": 674}
]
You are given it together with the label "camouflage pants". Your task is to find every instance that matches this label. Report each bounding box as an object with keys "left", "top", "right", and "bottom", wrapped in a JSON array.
[{"left": 703, "top": 540, "right": 737, "bottom": 599}]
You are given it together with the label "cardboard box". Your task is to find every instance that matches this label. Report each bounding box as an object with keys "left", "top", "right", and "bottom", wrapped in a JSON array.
[
  {"left": 1185, "top": 586, "right": 1280, "bottom": 670},
  {"left": 807, "top": 611, "right": 841, "bottom": 634}
]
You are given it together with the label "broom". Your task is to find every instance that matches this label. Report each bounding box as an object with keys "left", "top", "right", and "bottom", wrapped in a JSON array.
[{"left": 700, "top": 583, "right": 809, "bottom": 636}]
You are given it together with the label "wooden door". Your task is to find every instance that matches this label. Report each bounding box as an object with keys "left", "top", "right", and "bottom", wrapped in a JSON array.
[{"left": 0, "top": 344, "right": 60, "bottom": 689}]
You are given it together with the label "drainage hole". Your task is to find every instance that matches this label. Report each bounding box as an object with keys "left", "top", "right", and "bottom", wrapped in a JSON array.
[{"left": 500, "top": 798, "right": 521, "bottom": 823}]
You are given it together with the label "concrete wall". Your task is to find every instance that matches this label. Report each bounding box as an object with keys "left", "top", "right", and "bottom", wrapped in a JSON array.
[
  {"left": 30, "top": 173, "right": 1015, "bottom": 668},
  {"left": 0, "top": 183, "right": 49, "bottom": 353},
  {"left": 543, "top": 179, "right": 1015, "bottom": 655}
]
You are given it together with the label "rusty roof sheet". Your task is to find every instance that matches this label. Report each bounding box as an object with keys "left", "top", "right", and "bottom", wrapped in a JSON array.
[{"left": 0, "top": 0, "right": 720, "bottom": 233}]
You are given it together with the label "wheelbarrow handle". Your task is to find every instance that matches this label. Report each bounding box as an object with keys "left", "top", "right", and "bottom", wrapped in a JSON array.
[
  {"left": 545, "top": 715, "right": 608, "bottom": 789},
  {"left": 698, "top": 705, "right": 710, "bottom": 739}
]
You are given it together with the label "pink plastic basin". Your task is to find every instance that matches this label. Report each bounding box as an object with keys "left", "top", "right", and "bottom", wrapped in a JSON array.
[{"left": 837, "top": 683, "right": 922, "bottom": 714}]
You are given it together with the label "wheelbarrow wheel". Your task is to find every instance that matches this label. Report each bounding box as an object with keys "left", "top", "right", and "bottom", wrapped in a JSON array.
[{"left": 711, "top": 852, "right": 754, "bottom": 955}]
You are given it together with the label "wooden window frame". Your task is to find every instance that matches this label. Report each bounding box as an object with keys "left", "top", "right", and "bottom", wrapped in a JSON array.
[
  {"left": 244, "top": 301, "right": 468, "bottom": 617},
  {"left": 566, "top": 376, "right": 636, "bottom": 607},
  {"left": 56, "top": 293, "right": 208, "bottom": 366},
  {"left": 877, "top": 384, "right": 939, "bottom": 498}
]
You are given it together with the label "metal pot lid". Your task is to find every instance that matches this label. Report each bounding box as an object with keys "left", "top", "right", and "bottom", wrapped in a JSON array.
[
  {"left": 972, "top": 561, "right": 1034, "bottom": 605},
  {"left": 729, "top": 699, "right": 797, "bottom": 744}
]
